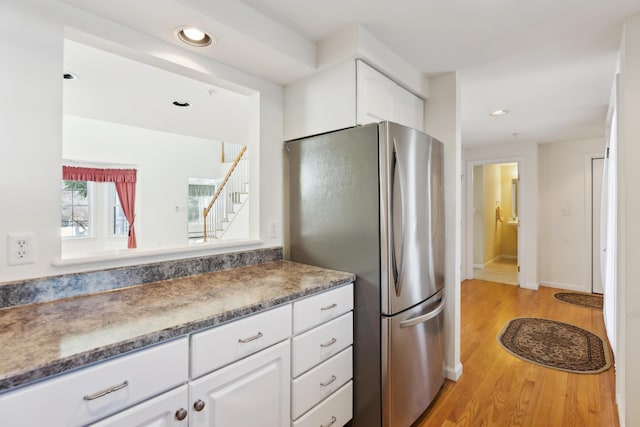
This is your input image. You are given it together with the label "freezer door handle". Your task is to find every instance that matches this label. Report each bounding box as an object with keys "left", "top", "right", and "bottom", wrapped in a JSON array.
[{"left": 399, "top": 295, "right": 446, "bottom": 328}]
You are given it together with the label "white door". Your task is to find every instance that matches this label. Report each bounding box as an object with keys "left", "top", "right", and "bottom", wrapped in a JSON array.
[
  {"left": 90, "top": 385, "right": 189, "bottom": 427},
  {"left": 592, "top": 157, "right": 604, "bottom": 294},
  {"left": 189, "top": 341, "right": 290, "bottom": 427}
]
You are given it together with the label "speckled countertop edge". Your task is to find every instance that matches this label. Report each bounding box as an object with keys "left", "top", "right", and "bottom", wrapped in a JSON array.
[{"left": 0, "top": 261, "right": 355, "bottom": 392}]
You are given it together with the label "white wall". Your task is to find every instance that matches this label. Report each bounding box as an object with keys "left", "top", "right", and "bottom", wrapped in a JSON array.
[
  {"left": 616, "top": 13, "right": 640, "bottom": 427},
  {"left": 481, "top": 164, "right": 502, "bottom": 264},
  {"left": 464, "top": 142, "right": 538, "bottom": 289},
  {"left": 424, "top": 72, "right": 462, "bottom": 381},
  {"left": 538, "top": 137, "right": 604, "bottom": 292},
  {"left": 0, "top": 0, "right": 284, "bottom": 282}
]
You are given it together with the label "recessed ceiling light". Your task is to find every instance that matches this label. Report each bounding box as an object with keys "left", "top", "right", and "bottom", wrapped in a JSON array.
[
  {"left": 173, "top": 101, "right": 191, "bottom": 107},
  {"left": 63, "top": 73, "right": 77, "bottom": 80},
  {"left": 490, "top": 109, "right": 510, "bottom": 116},
  {"left": 174, "top": 26, "right": 214, "bottom": 47}
]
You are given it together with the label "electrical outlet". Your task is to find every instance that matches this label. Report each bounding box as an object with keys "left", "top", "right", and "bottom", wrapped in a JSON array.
[
  {"left": 270, "top": 221, "right": 278, "bottom": 238},
  {"left": 7, "top": 233, "right": 35, "bottom": 265}
]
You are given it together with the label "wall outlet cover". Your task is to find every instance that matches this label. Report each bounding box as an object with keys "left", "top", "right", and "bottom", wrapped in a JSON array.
[{"left": 7, "top": 232, "right": 35, "bottom": 265}]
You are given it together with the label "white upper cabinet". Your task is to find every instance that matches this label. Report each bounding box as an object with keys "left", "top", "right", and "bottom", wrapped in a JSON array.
[{"left": 284, "top": 60, "right": 424, "bottom": 141}]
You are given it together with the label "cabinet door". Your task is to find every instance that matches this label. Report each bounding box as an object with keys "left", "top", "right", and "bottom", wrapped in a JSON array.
[
  {"left": 357, "top": 61, "right": 395, "bottom": 125},
  {"left": 90, "top": 385, "right": 188, "bottom": 427},
  {"left": 357, "top": 60, "right": 424, "bottom": 131},
  {"left": 189, "top": 340, "right": 290, "bottom": 427},
  {"left": 284, "top": 61, "right": 357, "bottom": 141},
  {"left": 395, "top": 84, "right": 424, "bottom": 131}
]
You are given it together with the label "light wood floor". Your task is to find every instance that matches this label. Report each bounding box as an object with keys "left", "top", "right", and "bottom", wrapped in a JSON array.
[{"left": 415, "top": 280, "right": 618, "bottom": 427}]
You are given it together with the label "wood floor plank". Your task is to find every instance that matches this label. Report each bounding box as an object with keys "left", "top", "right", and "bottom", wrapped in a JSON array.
[{"left": 414, "top": 280, "right": 619, "bottom": 427}]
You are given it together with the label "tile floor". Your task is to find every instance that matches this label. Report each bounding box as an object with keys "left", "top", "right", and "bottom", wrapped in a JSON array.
[{"left": 473, "top": 257, "right": 518, "bottom": 285}]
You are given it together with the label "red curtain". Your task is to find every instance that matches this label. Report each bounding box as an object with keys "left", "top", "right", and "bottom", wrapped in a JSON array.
[{"left": 63, "top": 166, "right": 137, "bottom": 248}]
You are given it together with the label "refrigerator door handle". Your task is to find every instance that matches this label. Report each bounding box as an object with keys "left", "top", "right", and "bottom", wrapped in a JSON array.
[
  {"left": 391, "top": 139, "right": 404, "bottom": 294},
  {"left": 399, "top": 295, "right": 446, "bottom": 328}
]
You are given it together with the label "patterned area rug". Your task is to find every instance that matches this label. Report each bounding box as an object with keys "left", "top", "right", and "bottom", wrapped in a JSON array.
[
  {"left": 553, "top": 292, "right": 603, "bottom": 310},
  {"left": 498, "top": 318, "right": 611, "bottom": 374}
]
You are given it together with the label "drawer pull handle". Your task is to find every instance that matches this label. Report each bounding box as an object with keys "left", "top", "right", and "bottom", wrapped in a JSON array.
[
  {"left": 320, "top": 303, "right": 337, "bottom": 311},
  {"left": 321, "top": 415, "right": 337, "bottom": 427},
  {"left": 175, "top": 408, "right": 188, "bottom": 421},
  {"left": 83, "top": 380, "right": 129, "bottom": 400},
  {"left": 320, "top": 338, "right": 337, "bottom": 348},
  {"left": 238, "top": 332, "right": 263, "bottom": 343},
  {"left": 320, "top": 374, "right": 337, "bottom": 387},
  {"left": 193, "top": 399, "right": 205, "bottom": 412}
]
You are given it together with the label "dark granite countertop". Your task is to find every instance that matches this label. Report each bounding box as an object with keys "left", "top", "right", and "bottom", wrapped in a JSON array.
[{"left": 0, "top": 261, "right": 355, "bottom": 392}]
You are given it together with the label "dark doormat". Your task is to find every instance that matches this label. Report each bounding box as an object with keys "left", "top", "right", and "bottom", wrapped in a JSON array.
[
  {"left": 553, "top": 292, "right": 603, "bottom": 310},
  {"left": 498, "top": 317, "right": 611, "bottom": 374}
]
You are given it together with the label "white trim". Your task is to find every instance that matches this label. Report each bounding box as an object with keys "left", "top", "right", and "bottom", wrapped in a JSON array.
[
  {"left": 519, "top": 282, "right": 539, "bottom": 291},
  {"left": 51, "top": 239, "right": 265, "bottom": 267},
  {"left": 444, "top": 362, "right": 463, "bottom": 381},
  {"left": 618, "top": 391, "right": 626, "bottom": 427},
  {"left": 538, "top": 280, "right": 585, "bottom": 292},
  {"left": 473, "top": 255, "right": 502, "bottom": 270},
  {"left": 585, "top": 153, "right": 605, "bottom": 294},
  {"left": 500, "top": 254, "right": 517, "bottom": 260}
]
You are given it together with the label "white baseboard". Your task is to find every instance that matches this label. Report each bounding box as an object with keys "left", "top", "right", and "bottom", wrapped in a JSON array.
[
  {"left": 473, "top": 255, "right": 502, "bottom": 270},
  {"left": 519, "top": 282, "right": 539, "bottom": 291},
  {"left": 617, "top": 391, "right": 625, "bottom": 427},
  {"left": 539, "top": 281, "right": 587, "bottom": 293},
  {"left": 500, "top": 254, "right": 517, "bottom": 260},
  {"left": 444, "top": 362, "right": 463, "bottom": 381}
]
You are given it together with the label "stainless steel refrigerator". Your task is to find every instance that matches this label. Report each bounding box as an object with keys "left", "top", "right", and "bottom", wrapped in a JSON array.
[{"left": 287, "top": 121, "right": 445, "bottom": 427}]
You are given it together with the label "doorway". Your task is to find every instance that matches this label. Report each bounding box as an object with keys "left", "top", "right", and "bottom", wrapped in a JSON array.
[{"left": 470, "top": 162, "right": 519, "bottom": 285}]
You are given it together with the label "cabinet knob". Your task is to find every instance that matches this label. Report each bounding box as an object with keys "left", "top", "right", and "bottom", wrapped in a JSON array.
[
  {"left": 175, "top": 408, "right": 188, "bottom": 421},
  {"left": 193, "top": 399, "right": 206, "bottom": 412}
]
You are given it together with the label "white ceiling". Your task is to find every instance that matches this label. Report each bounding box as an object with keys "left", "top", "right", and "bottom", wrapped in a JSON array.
[{"left": 61, "top": 0, "right": 640, "bottom": 147}]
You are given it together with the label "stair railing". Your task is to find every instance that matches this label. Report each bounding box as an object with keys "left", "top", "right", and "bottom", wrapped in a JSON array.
[{"left": 203, "top": 145, "right": 248, "bottom": 241}]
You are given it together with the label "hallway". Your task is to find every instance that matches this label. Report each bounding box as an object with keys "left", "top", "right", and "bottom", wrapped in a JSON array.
[{"left": 416, "top": 280, "right": 618, "bottom": 427}]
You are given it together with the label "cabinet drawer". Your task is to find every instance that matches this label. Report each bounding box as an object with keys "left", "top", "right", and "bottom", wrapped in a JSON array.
[
  {"left": 90, "top": 384, "right": 188, "bottom": 426},
  {"left": 293, "top": 284, "right": 353, "bottom": 334},
  {"left": 191, "top": 304, "right": 292, "bottom": 378},
  {"left": 0, "top": 337, "right": 188, "bottom": 427},
  {"left": 292, "top": 312, "right": 353, "bottom": 377},
  {"left": 291, "top": 347, "right": 352, "bottom": 420},
  {"left": 292, "top": 381, "right": 353, "bottom": 427}
]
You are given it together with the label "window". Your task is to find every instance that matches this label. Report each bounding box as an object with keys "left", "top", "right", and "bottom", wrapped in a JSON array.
[
  {"left": 61, "top": 180, "right": 91, "bottom": 237},
  {"left": 188, "top": 179, "right": 216, "bottom": 240},
  {"left": 110, "top": 183, "right": 129, "bottom": 237}
]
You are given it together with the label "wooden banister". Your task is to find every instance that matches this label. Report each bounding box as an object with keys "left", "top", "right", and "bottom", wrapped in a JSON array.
[{"left": 203, "top": 145, "right": 247, "bottom": 241}]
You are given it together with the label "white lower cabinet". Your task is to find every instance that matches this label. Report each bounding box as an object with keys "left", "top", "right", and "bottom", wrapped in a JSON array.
[
  {"left": 189, "top": 340, "right": 291, "bottom": 427},
  {"left": 0, "top": 337, "right": 189, "bottom": 427},
  {"left": 0, "top": 286, "right": 354, "bottom": 427},
  {"left": 292, "top": 382, "right": 353, "bottom": 427},
  {"left": 291, "top": 284, "right": 354, "bottom": 427},
  {"left": 90, "top": 385, "right": 189, "bottom": 426}
]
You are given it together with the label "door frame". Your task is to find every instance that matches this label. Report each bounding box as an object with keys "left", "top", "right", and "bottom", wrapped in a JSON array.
[
  {"left": 465, "top": 157, "right": 523, "bottom": 286},
  {"left": 585, "top": 153, "right": 605, "bottom": 294}
]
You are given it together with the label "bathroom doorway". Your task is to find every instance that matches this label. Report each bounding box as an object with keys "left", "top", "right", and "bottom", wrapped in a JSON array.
[{"left": 470, "top": 162, "right": 519, "bottom": 285}]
